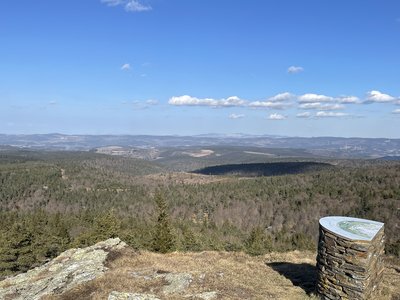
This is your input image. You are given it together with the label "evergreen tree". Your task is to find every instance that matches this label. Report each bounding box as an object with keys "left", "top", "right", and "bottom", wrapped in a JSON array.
[
  {"left": 94, "top": 209, "right": 121, "bottom": 240},
  {"left": 0, "top": 222, "right": 35, "bottom": 276},
  {"left": 152, "top": 192, "right": 175, "bottom": 253},
  {"left": 180, "top": 226, "right": 202, "bottom": 251},
  {"left": 44, "top": 213, "right": 71, "bottom": 257},
  {"left": 245, "top": 226, "right": 272, "bottom": 256}
]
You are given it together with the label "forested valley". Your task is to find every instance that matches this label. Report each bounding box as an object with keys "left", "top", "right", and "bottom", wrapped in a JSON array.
[{"left": 0, "top": 149, "right": 399, "bottom": 279}]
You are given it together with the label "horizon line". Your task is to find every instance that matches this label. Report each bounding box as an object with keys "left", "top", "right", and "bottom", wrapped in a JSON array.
[{"left": 0, "top": 132, "right": 400, "bottom": 140}]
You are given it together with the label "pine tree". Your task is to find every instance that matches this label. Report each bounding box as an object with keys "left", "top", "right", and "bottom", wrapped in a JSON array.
[
  {"left": 43, "top": 213, "right": 71, "bottom": 257},
  {"left": 152, "top": 192, "right": 175, "bottom": 253},
  {"left": 245, "top": 226, "right": 272, "bottom": 256},
  {"left": 94, "top": 209, "right": 121, "bottom": 240},
  {"left": 181, "top": 226, "right": 202, "bottom": 251},
  {"left": 0, "top": 222, "right": 35, "bottom": 276}
]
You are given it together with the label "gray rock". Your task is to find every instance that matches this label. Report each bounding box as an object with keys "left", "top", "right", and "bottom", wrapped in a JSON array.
[
  {"left": 108, "top": 291, "right": 160, "bottom": 300},
  {"left": 131, "top": 271, "right": 155, "bottom": 280},
  {"left": 192, "top": 291, "right": 218, "bottom": 299},
  {"left": 0, "top": 238, "right": 126, "bottom": 300},
  {"left": 163, "top": 273, "right": 193, "bottom": 294}
]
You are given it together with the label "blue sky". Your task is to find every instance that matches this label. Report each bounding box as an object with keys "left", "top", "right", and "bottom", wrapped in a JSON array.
[{"left": 1, "top": 0, "right": 400, "bottom": 137}]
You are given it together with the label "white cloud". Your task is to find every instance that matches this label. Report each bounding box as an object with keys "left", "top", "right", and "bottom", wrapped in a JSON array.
[
  {"left": 132, "top": 100, "right": 147, "bottom": 110},
  {"left": 229, "top": 113, "right": 245, "bottom": 119},
  {"left": 392, "top": 109, "right": 400, "bottom": 114},
  {"left": 268, "top": 92, "right": 294, "bottom": 102},
  {"left": 121, "top": 63, "right": 131, "bottom": 70},
  {"left": 170, "top": 94, "right": 294, "bottom": 110},
  {"left": 168, "top": 95, "right": 246, "bottom": 107},
  {"left": 125, "top": 0, "right": 151, "bottom": 11},
  {"left": 248, "top": 92, "right": 294, "bottom": 109},
  {"left": 315, "top": 111, "right": 348, "bottom": 118},
  {"left": 249, "top": 101, "right": 292, "bottom": 109},
  {"left": 122, "top": 99, "right": 157, "bottom": 109},
  {"left": 298, "top": 93, "right": 333, "bottom": 103},
  {"left": 102, "top": 0, "right": 124, "bottom": 6},
  {"left": 268, "top": 113, "right": 286, "bottom": 120},
  {"left": 169, "top": 95, "right": 208, "bottom": 106},
  {"left": 146, "top": 99, "right": 158, "bottom": 105},
  {"left": 101, "top": 0, "right": 151, "bottom": 12},
  {"left": 218, "top": 96, "right": 247, "bottom": 106},
  {"left": 365, "top": 90, "right": 396, "bottom": 103},
  {"left": 168, "top": 91, "right": 400, "bottom": 113},
  {"left": 299, "top": 102, "right": 344, "bottom": 110},
  {"left": 296, "top": 112, "right": 312, "bottom": 118},
  {"left": 337, "top": 96, "right": 361, "bottom": 104},
  {"left": 287, "top": 66, "right": 304, "bottom": 74}
]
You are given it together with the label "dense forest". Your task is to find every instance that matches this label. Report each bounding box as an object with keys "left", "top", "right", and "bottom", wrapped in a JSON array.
[
  {"left": 0, "top": 149, "right": 399, "bottom": 279},
  {"left": 193, "top": 161, "right": 332, "bottom": 176}
]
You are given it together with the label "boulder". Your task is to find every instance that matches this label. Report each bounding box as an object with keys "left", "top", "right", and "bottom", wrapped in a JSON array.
[
  {"left": 0, "top": 238, "right": 126, "bottom": 300},
  {"left": 163, "top": 272, "right": 193, "bottom": 294},
  {"left": 108, "top": 291, "right": 160, "bottom": 300}
]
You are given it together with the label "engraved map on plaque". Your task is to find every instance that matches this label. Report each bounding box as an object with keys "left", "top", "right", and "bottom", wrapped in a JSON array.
[{"left": 319, "top": 216, "right": 384, "bottom": 241}]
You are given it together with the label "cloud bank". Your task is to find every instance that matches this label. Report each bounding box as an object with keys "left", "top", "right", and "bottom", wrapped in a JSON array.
[
  {"left": 168, "top": 95, "right": 246, "bottom": 107},
  {"left": 169, "top": 92, "right": 296, "bottom": 109},
  {"left": 168, "top": 90, "right": 398, "bottom": 120}
]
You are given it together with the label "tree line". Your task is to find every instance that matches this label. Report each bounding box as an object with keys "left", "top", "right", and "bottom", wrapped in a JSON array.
[{"left": 0, "top": 151, "right": 399, "bottom": 278}]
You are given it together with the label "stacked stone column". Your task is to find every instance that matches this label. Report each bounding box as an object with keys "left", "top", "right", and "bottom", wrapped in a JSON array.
[{"left": 316, "top": 218, "right": 385, "bottom": 300}]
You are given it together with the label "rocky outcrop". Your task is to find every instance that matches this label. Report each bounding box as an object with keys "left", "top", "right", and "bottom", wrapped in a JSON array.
[
  {"left": 185, "top": 291, "right": 218, "bottom": 299},
  {"left": 316, "top": 218, "right": 385, "bottom": 300},
  {"left": 108, "top": 291, "right": 160, "bottom": 300},
  {"left": 0, "top": 238, "right": 126, "bottom": 300},
  {"left": 163, "top": 272, "right": 193, "bottom": 294},
  {"left": 106, "top": 290, "right": 218, "bottom": 300},
  {"left": 116, "top": 270, "right": 216, "bottom": 299},
  {"left": 1, "top": 234, "right": 394, "bottom": 299}
]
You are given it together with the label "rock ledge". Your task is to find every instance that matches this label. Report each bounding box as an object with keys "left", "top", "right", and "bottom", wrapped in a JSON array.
[{"left": 0, "top": 238, "right": 126, "bottom": 300}]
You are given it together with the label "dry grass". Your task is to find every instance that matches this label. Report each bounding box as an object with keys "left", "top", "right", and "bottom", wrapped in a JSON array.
[{"left": 46, "top": 249, "right": 400, "bottom": 300}]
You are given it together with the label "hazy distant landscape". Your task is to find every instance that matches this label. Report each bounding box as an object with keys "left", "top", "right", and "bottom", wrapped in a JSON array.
[
  {"left": 1, "top": 134, "right": 399, "bottom": 283},
  {"left": 1, "top": 0, "right": 400, "bottom": 298},
  {"left": 2, "top": 133, "right": 400, "bottom": 159}
]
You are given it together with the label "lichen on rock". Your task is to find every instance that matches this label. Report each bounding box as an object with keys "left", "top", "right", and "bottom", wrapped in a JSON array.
[
  {"left": 0, "top": 238, "right": 126, "bottom": 300},
  {"left": 162, "top": 272, "right": 193, "bottom": 294},
  {"left": 108, "top": 291, "right": 161, "bottom": 300}
]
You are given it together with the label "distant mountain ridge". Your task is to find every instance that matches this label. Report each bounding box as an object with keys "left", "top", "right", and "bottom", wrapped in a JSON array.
[{"left": 1, "top": 133, "right": 400, "bottom": 158}]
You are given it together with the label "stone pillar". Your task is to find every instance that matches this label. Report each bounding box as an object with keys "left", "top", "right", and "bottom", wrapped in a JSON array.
[{"left": 316, "top": 216, "right": 385, "bottom": 300}]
